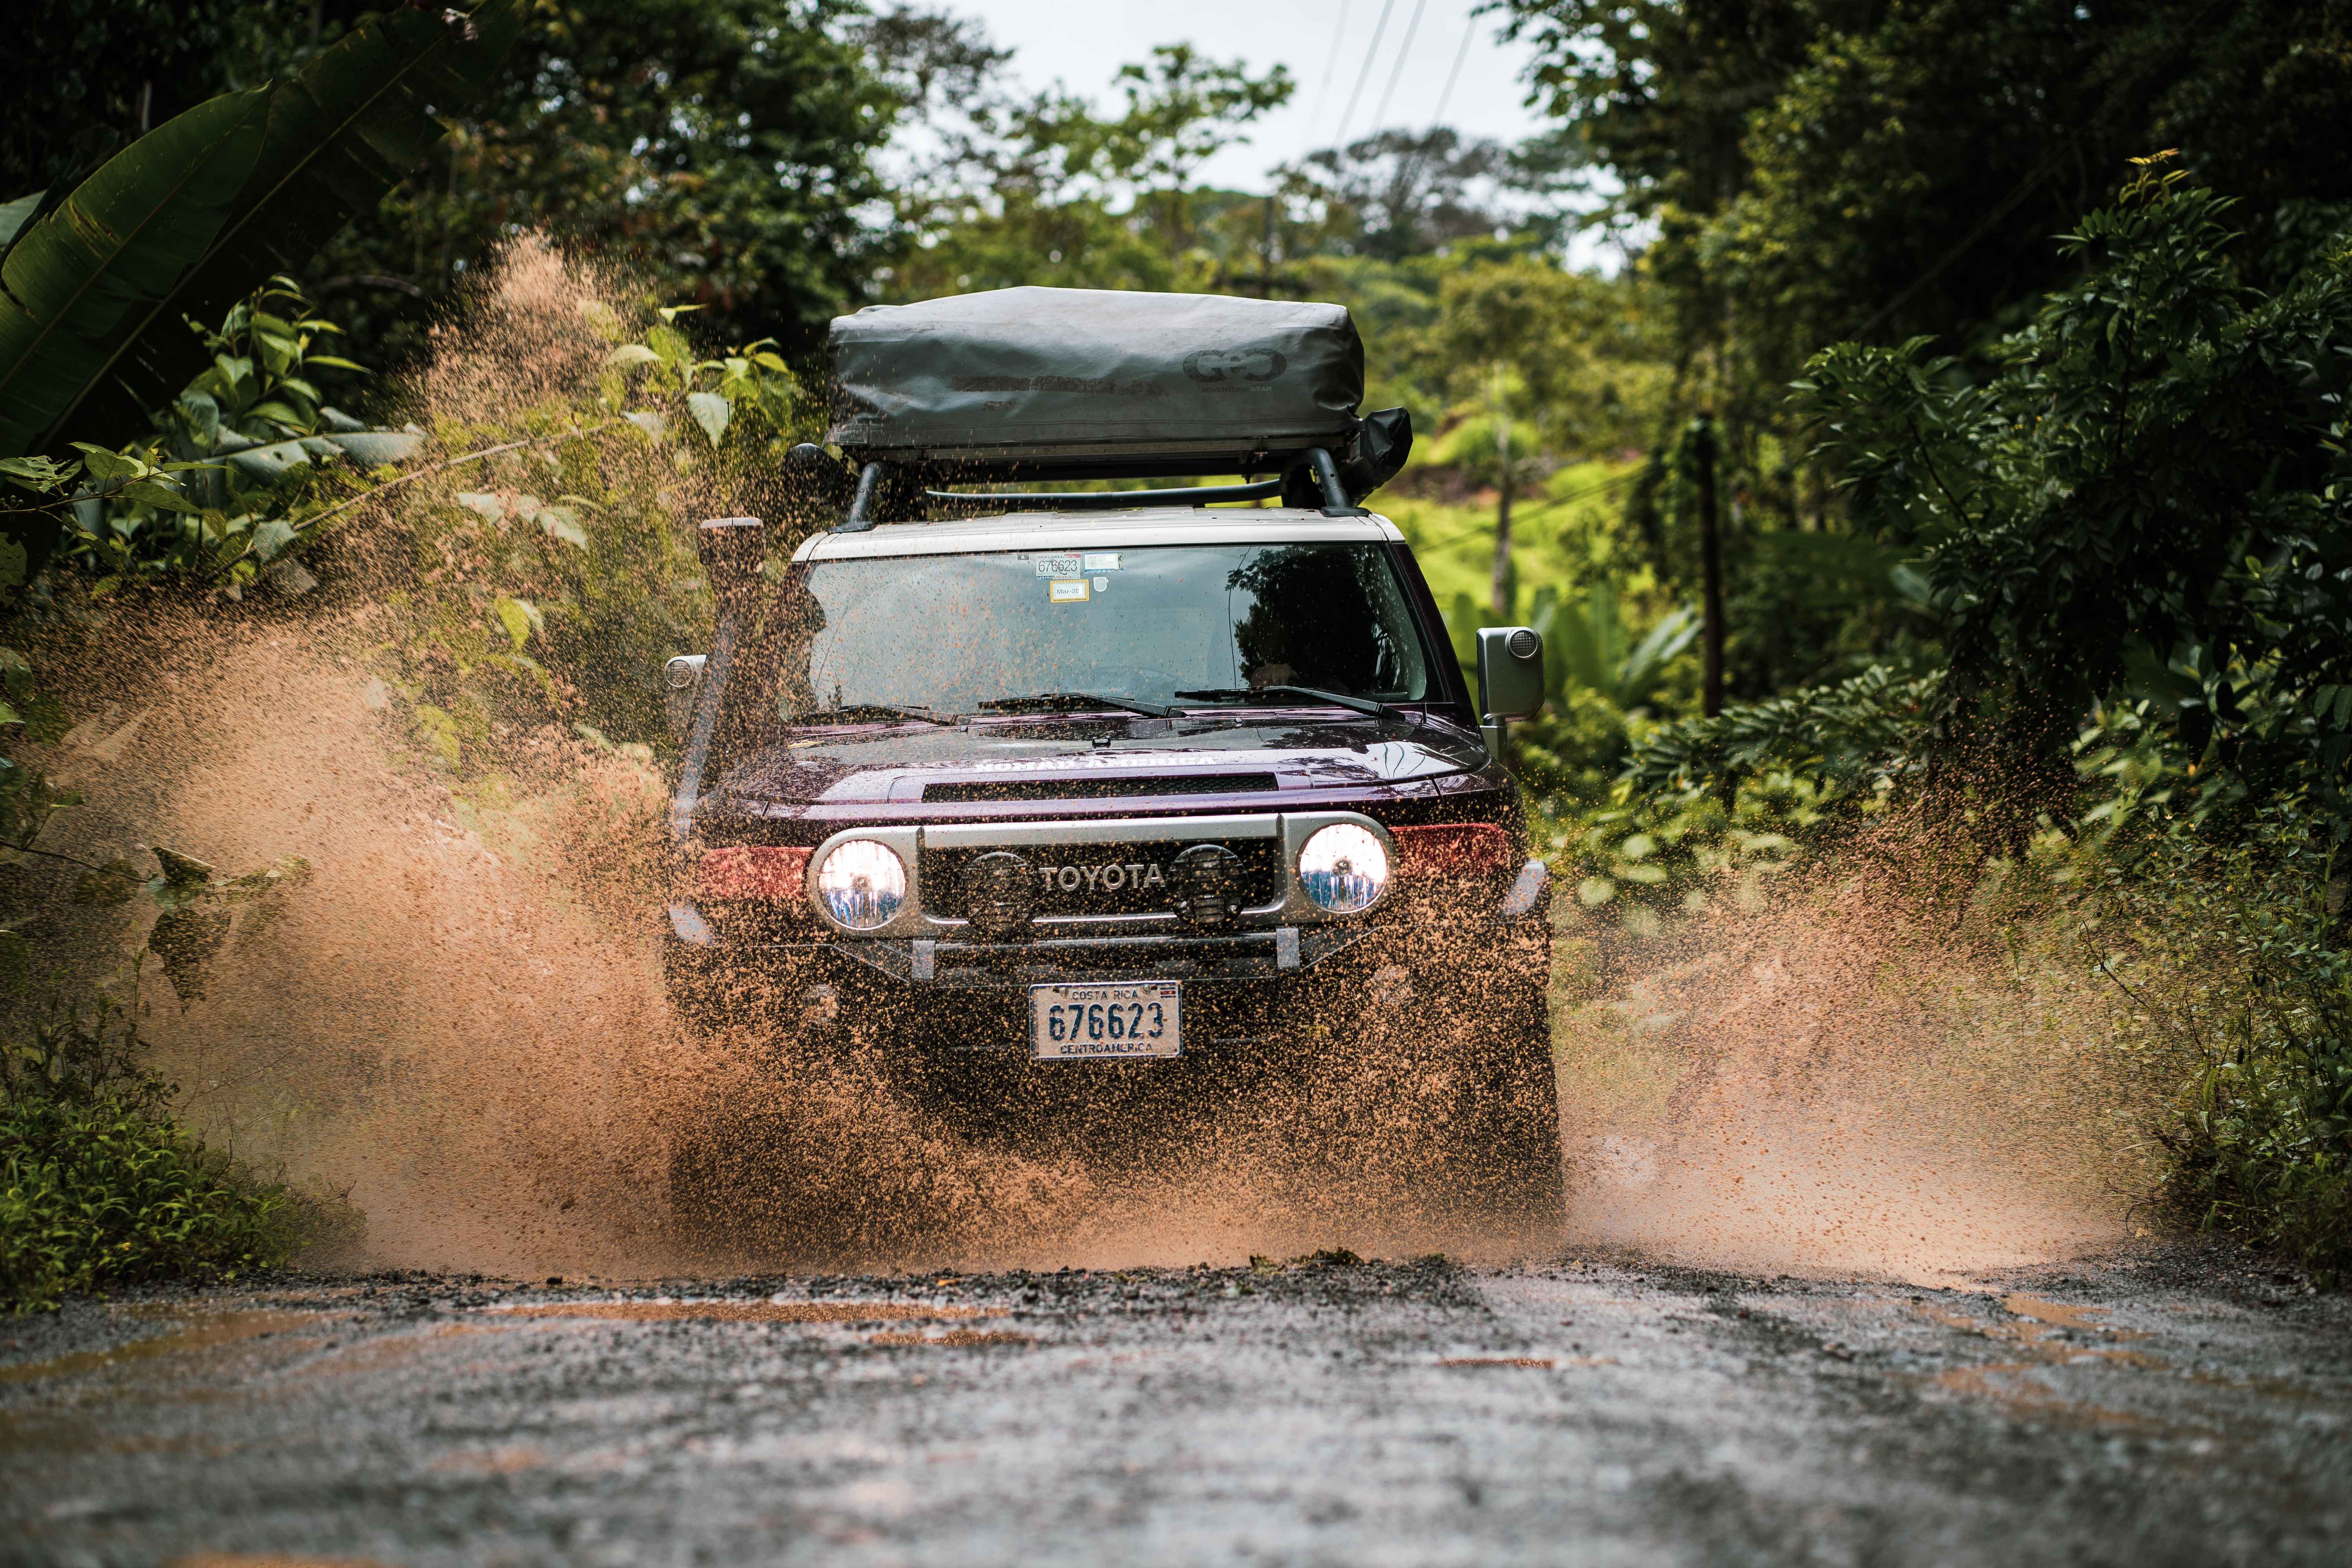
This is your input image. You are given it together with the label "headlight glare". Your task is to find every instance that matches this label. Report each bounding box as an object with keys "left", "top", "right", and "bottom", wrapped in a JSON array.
[
  {"left": 1297, "top": 824, "right": 1388, "bottom": 913},
  {"left": 813, "top": 840, "right": 906, "bottom": 929}
]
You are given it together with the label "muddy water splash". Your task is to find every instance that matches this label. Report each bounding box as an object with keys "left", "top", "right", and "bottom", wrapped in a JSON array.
[
  {"left": 1555, "top": 866, "right": 2166, "bottom": 1284},
  {"left": 23, "top": 241, "right": 2163, "bottom": 1282}
]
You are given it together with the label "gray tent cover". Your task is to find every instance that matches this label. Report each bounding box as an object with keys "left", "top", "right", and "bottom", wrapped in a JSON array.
[{"left": 825, "top": 287, "right": 1363, "bottom": 466}]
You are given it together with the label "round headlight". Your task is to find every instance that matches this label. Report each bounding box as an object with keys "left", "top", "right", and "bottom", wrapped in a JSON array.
[
  {"left": 813, "top": 840, "right": 906, "bottom": 929},
  {"left": 1297, "top": 823, "right": 1389, "bottom": 914}
]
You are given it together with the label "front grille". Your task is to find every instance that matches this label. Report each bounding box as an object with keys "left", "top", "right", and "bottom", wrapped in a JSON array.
[
  {"left": 924, "top": 838, "right": 1280, "bottom": 921},
  {"left": 922, "top": 774, "right": 1277, "bottom": 804}
]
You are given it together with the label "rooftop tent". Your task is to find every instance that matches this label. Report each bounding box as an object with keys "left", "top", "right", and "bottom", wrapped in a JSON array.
[{"left": 822, "top": 287, "right": 1406, "bottom": 499}]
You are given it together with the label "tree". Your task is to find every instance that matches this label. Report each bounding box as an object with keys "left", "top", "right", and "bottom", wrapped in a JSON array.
[
  {"left": 307, "top": 0, "right": 903, "bottom": 363},
  {"left": 11, "top": 1, "right": 915, "bottom": 368},
  {"left": 1279, "top": 128, "right": 1506, "bottom": 263},
  {"left": 1412, "top": 260, "right": 1651, "bottom": 614},
  {"left": 1493, "top": 0, "right": 2352, "bottom": 701},
  {"left": 884, "top": 40, "right": 1292, "bottom": 299},
  {"left": 4, "top": 1, "right": 252, "bottom": 201},
  {"left": 1797, "top": 159, "right": 2352, "bottom": 844}
]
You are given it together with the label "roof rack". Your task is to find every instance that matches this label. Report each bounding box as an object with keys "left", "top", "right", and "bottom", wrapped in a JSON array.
[
  {"left": 856, "top": 445, "right": 1366, "bottom": 529},
  {"left": 813, "top": 289, "right": 1412, "bottom": 529}
]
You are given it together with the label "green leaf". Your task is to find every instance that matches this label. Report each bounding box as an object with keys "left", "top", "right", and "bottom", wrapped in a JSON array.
[
  {"left": 456, "top": 491, "right": 505, "bottom": 521},
  {"left": 0, "top": 454, "right": 76, "bottom": 494},
  {"left": 321, "top": 429, "right": 423, "bottom": 465},
  {"left": 0, "top": 190, "right": 43, "bottom": 253},
  {"left": 686, "top": 390, "right": 731, "bottom": 448},
  {"left": 0, "top": 91, "right": 268, "bottom": 463},
  {"left": 44, "top": 1, "right": 525, "bottom": 462},
  {"left": 535, "top": 506, "right": 588, "bottom": 549},
  {"left": 70, "top": 444, "right": 145, "bottom": 485},
  {"left": 151, "top": 845, "right": 217, "bottom": 891},
  {"left": 248, "top": 517, "right": 296, "bottom": 562},
  {"left": 118, "top": 479, "right": 199, "bottom": 514},
  {"left": 604, "top": 343, "right": 661, "bottom": 369},
  {"left": 494, "top": 594, "right": 541, "bottom": 650}
]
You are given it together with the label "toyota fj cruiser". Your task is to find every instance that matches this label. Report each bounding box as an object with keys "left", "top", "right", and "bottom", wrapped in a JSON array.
[{"left": 662, "top": 287, "right": 1561, "bottom": 1222}]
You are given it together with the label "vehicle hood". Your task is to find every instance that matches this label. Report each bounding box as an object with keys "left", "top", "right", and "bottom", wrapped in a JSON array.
[{"left": 710, "top": 711, "right": 1489, "bottom": 815}]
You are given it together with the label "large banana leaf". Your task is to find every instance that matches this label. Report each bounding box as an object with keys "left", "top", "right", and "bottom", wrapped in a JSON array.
[
  {"left": 55, "top": 0, "right": 524, "bottom": 456},
  {"left": 0, "top": 92, "right": 269, "bottom": 461}
]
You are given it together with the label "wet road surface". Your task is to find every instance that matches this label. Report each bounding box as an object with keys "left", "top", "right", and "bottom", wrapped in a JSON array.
[{"left": 4, "top": 1247, "right": 2348, "bottom": 1566}]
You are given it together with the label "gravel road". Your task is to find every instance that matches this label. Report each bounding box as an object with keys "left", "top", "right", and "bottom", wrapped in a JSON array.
[{"left": 4, "top": 1245, "right": 2348, "bottom": 1567}]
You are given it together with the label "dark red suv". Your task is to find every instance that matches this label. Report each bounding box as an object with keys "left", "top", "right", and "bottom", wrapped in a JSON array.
[{"left": 660, "top": 287, "right": 1559, "bottom": 1223}]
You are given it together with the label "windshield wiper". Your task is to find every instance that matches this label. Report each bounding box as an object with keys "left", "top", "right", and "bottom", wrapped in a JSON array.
[
  {"left": 1173, "top": 685, "right": 1399, "bottom": 720},
  {"left": 975, "top": 691, "right": 1174, "bottom": 719},
  {"left": 794, "top": 702, "right": 955, "bottom": 726}
]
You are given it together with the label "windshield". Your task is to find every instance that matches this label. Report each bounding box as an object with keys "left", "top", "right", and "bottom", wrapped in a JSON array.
[{"left": 750, "top": 543, "right": 1438, "bottom": 722}]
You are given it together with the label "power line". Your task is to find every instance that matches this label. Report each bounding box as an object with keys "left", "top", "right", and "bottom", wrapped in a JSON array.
[
  {"left": 1307, "top": 0, "right": 1350, "bottom": 137},
  {"left": 1332, "top": 0, "right": 1397, "bottom": 149},
  {"left": 1428, "top": 14, "right": 1477, "bottom": 130},
  {"left": 1370, "top": 0, "right": 1430, "bottom": 135},
  {"left": 1411, "top": 463, "right": 1654, "bottom": 554}
]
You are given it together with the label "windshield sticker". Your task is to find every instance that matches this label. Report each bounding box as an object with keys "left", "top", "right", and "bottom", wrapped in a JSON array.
[
  {"left": 1033, "top": 555, "right": 1082, "bottom": 578},
  {"left": 1047, "top": 578, "right": 1091, "bottom": 603},
  {"left": 1093, "top": 575, "right": 1109, "bottom": 591},
  {"left": 1081, "top": 552, "right": 1121, "bottom": 572}
]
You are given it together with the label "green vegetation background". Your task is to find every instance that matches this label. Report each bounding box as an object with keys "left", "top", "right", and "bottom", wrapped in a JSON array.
[{"left": 2, "top": 0, "right": 2348, "bottom": 1301}]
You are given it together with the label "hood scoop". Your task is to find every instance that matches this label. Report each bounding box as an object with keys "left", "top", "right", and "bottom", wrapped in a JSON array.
[{"left": 922, "top": 773, "right": 1278, "bottom": 804}]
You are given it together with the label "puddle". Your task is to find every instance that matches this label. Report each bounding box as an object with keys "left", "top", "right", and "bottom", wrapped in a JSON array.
[
  {"left": 485, "top": 1299, "right": 991, "bottom": 1325},
  {"left": 868, "top": 1329, "right": 1033, "bottom": 1347},
  {"left": 0, "top": 1311, "right": 334, "bottom": 1387},
  {"left": 170, "top": 1556, "right": 401, "bottom": 1568},
  {"left": 1913, "top": 1294, "right": 2179, "bottom": 1426},
  {"left": 1999, "top": 1294, "right": 2151, "bottom": 1339},
  {"left": 430, "top": 1444, "right": 550, "bottom": 1475}
]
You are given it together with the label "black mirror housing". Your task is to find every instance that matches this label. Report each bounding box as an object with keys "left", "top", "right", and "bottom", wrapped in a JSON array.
[{"left": 1474, "top": 625, "right": 1545, "bottom": 763}]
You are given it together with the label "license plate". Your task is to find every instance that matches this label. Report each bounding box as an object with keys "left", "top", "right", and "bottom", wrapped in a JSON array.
[{"left": 1030, "top": 981, "right": 1182, "bottom": 1060}]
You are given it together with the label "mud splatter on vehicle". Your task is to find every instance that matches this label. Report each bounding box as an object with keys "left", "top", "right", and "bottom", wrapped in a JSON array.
[{"left": 661, "top": 289, "right": 1564, "bottom": 1250}]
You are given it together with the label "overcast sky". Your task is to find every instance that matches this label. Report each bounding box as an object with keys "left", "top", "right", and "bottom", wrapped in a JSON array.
[{"left": 946, "top": 0, "right": 1558, "bottom": 187}]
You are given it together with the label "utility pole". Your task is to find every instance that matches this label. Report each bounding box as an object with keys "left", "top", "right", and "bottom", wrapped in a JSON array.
[
  {"left": 1694, "top": 412, "right": 1724, "bottom": 717},
  {"left": 1490, "top": 369, "right": 1514, "bottom": 619},
  {"left": 1258, "top": 195, "right": 1276, "bottom": 299}
]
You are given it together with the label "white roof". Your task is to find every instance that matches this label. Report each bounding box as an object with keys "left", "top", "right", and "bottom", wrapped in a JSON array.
[{"left": 794, "top": 506, "right": 1403, "bottom": 562}]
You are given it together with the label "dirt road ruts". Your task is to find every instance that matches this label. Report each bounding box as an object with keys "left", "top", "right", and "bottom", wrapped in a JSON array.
[{"left": 4, "top": 1246, "right": 2348, "bottom": 1566}]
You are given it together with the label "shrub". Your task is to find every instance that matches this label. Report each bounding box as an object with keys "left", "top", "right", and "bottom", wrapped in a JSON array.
[
  {"left": 0, "top": 998, "right": 308, "bottom": 1313},
  {"left": 2089, "top": 812, "right": 2352, "bottom": 1279}
]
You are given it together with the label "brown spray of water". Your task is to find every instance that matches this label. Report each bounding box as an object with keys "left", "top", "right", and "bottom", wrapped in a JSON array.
[
  {"left": 1553, "top": 846, "right": 2169, "bottom": 1285},
  {"left": 27, "top": 241, "right": 2166, "bottom": 1283}
]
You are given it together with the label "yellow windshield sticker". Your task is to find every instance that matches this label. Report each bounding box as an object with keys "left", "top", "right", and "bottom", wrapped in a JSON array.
[{"left": 1048, "top": 578, "right": 1090, "bottom": 603}]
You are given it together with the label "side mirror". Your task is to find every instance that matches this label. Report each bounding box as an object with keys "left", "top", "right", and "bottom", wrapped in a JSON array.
[
  {"left": 664, "top": 654, "right": 707, "bottom": 743},
  {"left": 1474, "top": 626, "right": 1544, "bottom": 764}
]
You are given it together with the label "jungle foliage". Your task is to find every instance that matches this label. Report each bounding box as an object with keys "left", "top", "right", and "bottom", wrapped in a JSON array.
[
  {"left": 1584, "top": 162, "right": 2352, "bottom": 1274},
  {"left": 1, "top": 997, "right": 309, "bottom": 1314},
  {"left": 3, "top": 0, "right": 906, "bottom": 370}
]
